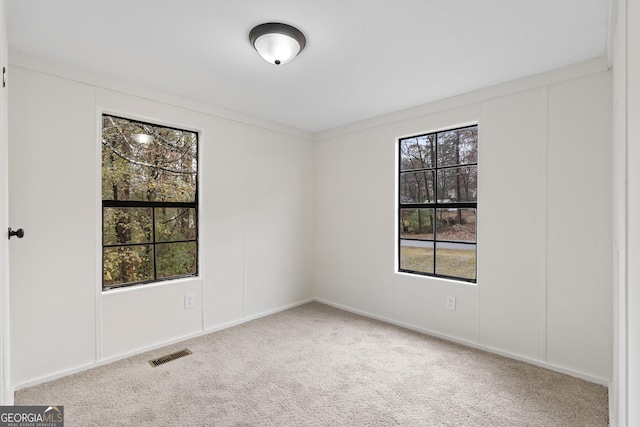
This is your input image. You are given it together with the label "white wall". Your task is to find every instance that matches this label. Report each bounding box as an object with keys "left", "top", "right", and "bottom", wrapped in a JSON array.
[
  {"left": 315, "top": 61, "right": 613, "bottom": 384},
  {"left": 6, "top": 48, "right": 614, "bottom": 400},
  {"left": 546, "top": 73, "right": 612, "bottom": 376},
  {"left": 9, "top": 67, "right": 97, "bottom": 385},
  {"left": 478, "top": 88, "right": 547, "bottom": 360},
  {"left": 611, "top": 0, "right": 627, "bottom": 424},
  {"left": 616, "top": 0, "right": 640, "bottom": 425},
  {"left": 628, "top": 0, "right": 640, "bottom": 420},
  {"left": 610, "top": 0, "right": 640, "bottom": 424},
  {"left": 8, "top": 53, "right": 314, "bottom": 387},
  {"left": 0, "top": 0, "right": 9, "bottom": 405}
]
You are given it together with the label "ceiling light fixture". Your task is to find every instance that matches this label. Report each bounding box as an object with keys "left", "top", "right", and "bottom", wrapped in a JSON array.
[
  {"left": 132, "top": 133, "right": 153, "bottom": 144},
  {"left": 249, "top": 22, "right": 306, "bottom": 65}
]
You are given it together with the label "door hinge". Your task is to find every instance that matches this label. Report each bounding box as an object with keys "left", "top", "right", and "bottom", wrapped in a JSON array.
[{"left": 2, "top": 67, "right": 5, "bottom": 88}]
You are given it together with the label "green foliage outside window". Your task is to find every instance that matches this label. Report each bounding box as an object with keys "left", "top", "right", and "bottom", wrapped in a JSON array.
[{"left": 102, "top": 115, "right": 198, "bottom": 289}]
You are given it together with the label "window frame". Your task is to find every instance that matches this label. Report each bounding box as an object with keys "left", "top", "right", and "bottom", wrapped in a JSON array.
[
  {"left": 101, "top": 114, "right": 199, "bottom": 291},
  {"left": 397, "top": 124, "right": 478, "bottom": 283}
]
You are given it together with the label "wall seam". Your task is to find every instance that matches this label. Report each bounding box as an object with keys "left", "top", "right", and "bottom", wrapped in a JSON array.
[
  {"left": 543, "top": 86, "right": 550, "bottom": 363},
  {"left": 623, "top": 0, "right": 630, "bottom": 422},
  {"left": 476, "top": 105, "right": 483, "bottom": 345},
  {"left": 242, "top": 138, "right": 246, "bottom": 319},
  {"left": 94, "top": 88, "right": 103, "bottom": 362}
]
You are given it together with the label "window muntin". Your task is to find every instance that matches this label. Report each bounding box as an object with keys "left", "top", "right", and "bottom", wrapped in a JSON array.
[
  {"left": 398, "top": 125, "right": 477, "bottom": 282},
  {"left": 102, "top": 115, "right": 198, "bottom": 290}
]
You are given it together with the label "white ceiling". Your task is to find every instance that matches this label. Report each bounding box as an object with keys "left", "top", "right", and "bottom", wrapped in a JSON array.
[{"left": 6, "top": 0, "right": 611, "bottom": 133}]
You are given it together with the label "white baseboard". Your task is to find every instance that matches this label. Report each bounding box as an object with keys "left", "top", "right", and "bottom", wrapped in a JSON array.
[
  {"left": 12, "top": 297, "right": 315, "bottom": 394},
  {"left": 3, "top": 389, "right": 13, "bottom": 406},
  {"left": 314, "top": 298, "right": 610, "bottom": 387},
  {"left": 202, "top": 298, "right": 315, "bottom": 335},
  {"left": 12, "top": 296, "right": 607, "bottom": 398}
]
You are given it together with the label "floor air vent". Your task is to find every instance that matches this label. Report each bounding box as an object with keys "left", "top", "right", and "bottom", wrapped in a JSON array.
[{"left": 149, "top": 349, "right": 192, "bottom": 367}]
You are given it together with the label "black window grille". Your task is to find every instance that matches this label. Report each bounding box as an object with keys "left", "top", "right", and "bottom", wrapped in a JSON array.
[
  {"left": 398, "top": 125, "right": 477, "bottom": 282},
  {"left": 101, "top": 114, "right": 198, "bottom": 290}
]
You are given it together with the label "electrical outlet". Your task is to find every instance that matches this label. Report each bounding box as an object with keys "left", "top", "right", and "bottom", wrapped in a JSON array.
[
  {"left": 184, "top": 293, "right": 195, "bottom": 309},
  {"left": 446, "top": 295, "right": 456, "bottom": 311}
]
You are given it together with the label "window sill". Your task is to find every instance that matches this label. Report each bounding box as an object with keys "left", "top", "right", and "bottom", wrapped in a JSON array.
[
  {"left": 395, "top": 270, "right": 478, "bottom": 286},
  {"left": 102, "top": 275, "right": 202, "bottom": 296}
]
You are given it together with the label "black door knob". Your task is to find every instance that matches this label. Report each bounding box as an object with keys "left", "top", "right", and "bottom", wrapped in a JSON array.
[{"left": 8, "top": 228, "right": 24, "bottom": 239}]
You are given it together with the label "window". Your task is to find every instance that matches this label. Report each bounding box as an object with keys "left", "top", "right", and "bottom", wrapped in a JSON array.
[
  {"left": 398, "top": 125, "right": 477, "bottom": 282},
  {"left": 102, "top": 115, "right": 198, "bottom": 290}
]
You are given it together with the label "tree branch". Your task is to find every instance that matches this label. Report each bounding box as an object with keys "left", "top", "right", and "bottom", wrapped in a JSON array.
[{"left": 102, "top": 141, "right": 196, "bottom": 175}]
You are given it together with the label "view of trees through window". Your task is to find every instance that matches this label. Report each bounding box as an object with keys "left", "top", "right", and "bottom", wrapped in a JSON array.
[
  {"left": 102, "top": 115, "right": 198, "bottom": 289},
  {"left": 399, "top": 125, "right": 477, "bottom": 282}
]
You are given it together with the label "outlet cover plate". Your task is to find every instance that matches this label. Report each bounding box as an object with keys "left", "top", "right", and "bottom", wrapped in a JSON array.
[
  {"left": 446, "top": 296, "right": 456, "bottom": 311},
  {"left": 184, "top": 293, "right": 195, "bottom": 309}
]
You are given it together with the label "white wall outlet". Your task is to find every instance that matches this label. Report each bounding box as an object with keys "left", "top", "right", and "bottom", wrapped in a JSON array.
[
  {"left": 184, "top": 293, "right": 195, "bottom": 309},
  {"left": 446, "top": 295, "right": 456, "bottom": 311}
]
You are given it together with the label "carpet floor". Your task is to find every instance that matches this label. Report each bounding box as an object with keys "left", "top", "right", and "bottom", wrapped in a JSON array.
[{"left": 15, "top": 302, "right": 608, "bottom": 426}]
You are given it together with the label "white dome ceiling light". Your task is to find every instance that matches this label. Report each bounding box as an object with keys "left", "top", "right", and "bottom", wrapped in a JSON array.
[{"left": 249, "top": 22, "right": 307, "bottom": 65}]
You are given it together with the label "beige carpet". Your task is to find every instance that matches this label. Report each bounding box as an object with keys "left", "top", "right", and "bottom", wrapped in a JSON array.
[{"left": 15, "top": 302, "right": 608, "bottom": 426}]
